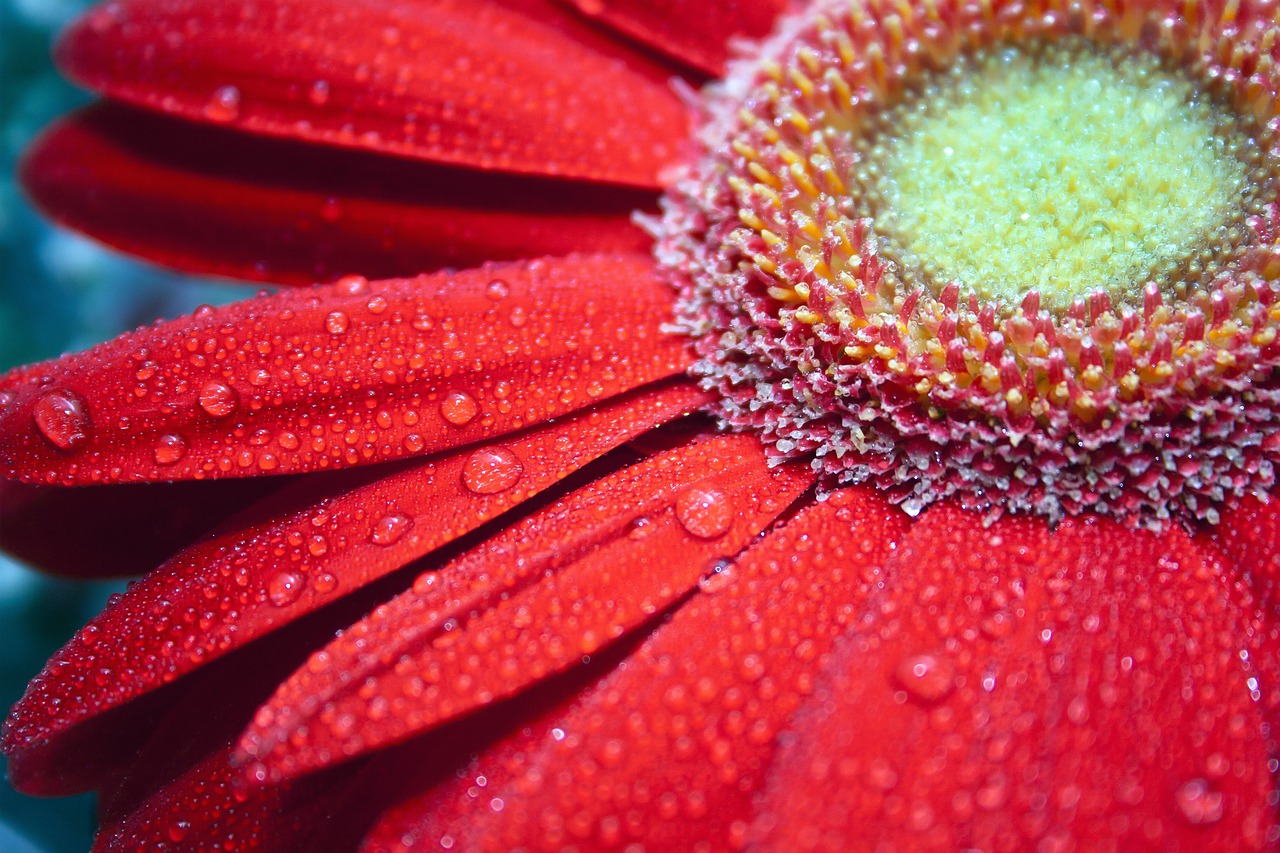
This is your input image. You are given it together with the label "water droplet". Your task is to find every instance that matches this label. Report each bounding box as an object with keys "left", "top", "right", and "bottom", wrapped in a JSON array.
[
  {"left": 486, "top": 279, "right": 510, "bottom": 300},
  {"left": 268, "top": 572, "right": 305, "bottom": 607},
  {"left": 1175, "top": 778, "right": 1224, "bottom": 825},
  {"left": 308, "top": 79, "right": 330, "bottom": 106},
  {"left": 32, "top": 389, "right": 91, "bottom": 451},
  {"left": 167, "top": 820, "right": 191, "bottom": 843},
  {"left": 698, "top": 560, "right": 736, "bottom": 593},
  {"left": 461, "top": 446, "right": 524, "bottom": 494},
  {"left": 325, "top": 311, "right": 349, "bottom": 335},
  {"left": 366, "top": 295, "right": 389, "bottom": 315},
  {"left": 372, "top": 514, "right": 412, "bottom": 546},
  {"left": 204, "top": 85, "right": 241, "bottom": 122},
  {"left": 893, "top": 653, "right": 956, "bottom": 704},
  {"left": 314, "top": 572, "right": 339, "bottom": 594},
  {"left": 153, "top": 433, "right": 188, "bottom": 466},
  {"left": 198, "top": 381, "right": 239, "bottom": 419},
  {"left": 307, "top": 534, "right": 328, "bottom": 557},
  {"left": 336, "top": 274, "right": 369, "bottom": 296},
  {"left": 440, "top": 391, "right": 479, "bottom": 426},
  {"left": 675, "top": 486, "right": 733, "bottom": 539}
]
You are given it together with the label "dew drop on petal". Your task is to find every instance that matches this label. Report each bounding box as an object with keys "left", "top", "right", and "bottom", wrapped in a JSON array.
[
  {"left": 1174, "top": 778, "right": 1224, "bottom": 825},
  {"left": 167, "top": 821, "right": 191, "bottom": 843},
  {"left": 698, "top": 560, "right": 736, "bottom": 593},
  {"left": 325, "top": 311, "right": 349, "bottom": 335},
  {"left": 461, "top": 446, "right": 524, "bottom": 494},
  {"left": 893, "top": 653, "right": 956, "bottom": 704},
  {"left": 371, "top": 514, "right": 412, "bottom": 546},
  {"left": 307, "top": 534, "right": 328, "bottom": 557},
  {"left": 268, "top": 572, "right": 305, "bottom": 607},
  {"left": 309, "top": 79, "right": 330, "bottom": 106},
  {"left": 204, "top": 85, "right": 241, "bottom": 122},
  {"left": 335, "top": 274, "right": 369, "bottom": 296},
  {"left": 198, "top": 381, "right": 239, "bottom": 419},
  {"left": 440, "top": 391, "right": 479, "bottom": 426},
  {"left": 153, "top": 433, "right": 188, "bottom": 465},
  {"left": 32, "top": 388, "right": 91, "bottom": 451},
  {"left": 675, "top": 486, "right": 734, "bottom": 539},
  {"left": 486, "top": 279, "right": 510, "bottom": 300}
]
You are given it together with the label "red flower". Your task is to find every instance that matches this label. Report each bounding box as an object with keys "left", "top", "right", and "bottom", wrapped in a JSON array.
[{"left": 4, "top": 0, "right": 1280, "bottom": 850}]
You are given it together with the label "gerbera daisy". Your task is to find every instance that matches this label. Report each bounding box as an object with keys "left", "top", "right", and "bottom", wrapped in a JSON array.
[{"left": 3, "top": 0, "right": 1280, "bottom": 849}]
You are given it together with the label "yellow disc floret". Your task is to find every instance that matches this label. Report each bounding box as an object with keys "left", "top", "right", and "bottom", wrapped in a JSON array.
[
  {"left": 870, "top": 43, "right": 1252, "bottom": 309},
  {"left": 660, "top": 0, "right": 1280, "bottom": 527}
]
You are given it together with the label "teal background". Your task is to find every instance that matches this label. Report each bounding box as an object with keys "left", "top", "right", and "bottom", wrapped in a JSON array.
[{"left": 1, "top": 1, "right": 243, "bottom": 849}]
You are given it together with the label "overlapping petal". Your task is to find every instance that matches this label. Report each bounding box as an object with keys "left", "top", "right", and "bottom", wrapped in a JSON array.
[
  {"left": 2, "top": 383, "right": 706, "bottom": 795},
  {"left": 364, "top": 485, "right": 907, "bottom": 851},
  {"left": 0, "top": 476, "right": 284, "bottom": 577},
  {"left": 754, "top": 508, "right": 1278, "bottom": 850},
  {"left": 0, "top": 254, "right": 689, "bottom": 485},
  {"left": 562, "top": 0, "right": 788, "bottom": 73},
  {"left": 21, "top": 105, "right": 653, "bottom": 286},
  {"left": 237, "top": 433, "right": 815, "bottom": 782},
  {"left": 58, "top": 0, "right": 691, "bottom": 186}
]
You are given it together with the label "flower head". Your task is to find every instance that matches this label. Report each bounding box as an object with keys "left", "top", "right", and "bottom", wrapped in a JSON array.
[{"left": 2, "top": 0, "right": 1280, "bottom": 850}]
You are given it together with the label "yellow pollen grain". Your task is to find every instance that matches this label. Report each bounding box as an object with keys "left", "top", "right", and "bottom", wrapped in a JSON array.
[{"left": 873, "top": 43, "right": 1250, "bottom": 309}]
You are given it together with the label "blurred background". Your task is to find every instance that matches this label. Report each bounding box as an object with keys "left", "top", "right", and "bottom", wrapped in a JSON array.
[{"left": 1, "top": 1, "right": 242, "bottom": 848}]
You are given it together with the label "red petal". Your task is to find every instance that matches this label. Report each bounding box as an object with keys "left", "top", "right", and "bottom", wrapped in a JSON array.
[
  {"left": 236, "top": 433, "right": 815, "bottom": 782},
  {"left": 3, "top": 383, "right": 706, "bottom": 793},
  {"left": 22, "top": 105, "right": 653, "bottom": 287},
  {"left": 1206, "top": 495, "right": 1280, "bottom": 747},
  {"left": 59, "top": 0, "right": 690, "bottom": 187},
  {"left": 755, "top": 507, "right": 1279, "bottom": 850},
  {"left": 95, "top": 749, "right": 349, "bottom": 853},
  {"left": 90, "top": 595, "right": 379, "bottom": 852},
  {"left": 366, "top": 485, "right": 907, "bottom": 851},
  {"left": 1212, "top": 494, "right": 1280, "bottom": 611},
  {"left": 563, "top": 0, "right": 787, "bottom": 74},
  {"left": 0, "top": 254, "right": 689, "bottom": 485},
  {"left": 0, "top": 477, "right": 285, "bottom": 578}
]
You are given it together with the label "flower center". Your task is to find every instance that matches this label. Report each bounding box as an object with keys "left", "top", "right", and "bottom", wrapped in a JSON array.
[
  {"left": 658, "top": 0, "right": 1280, "bottom": 527},
  {"left": 864, "top": 42, "right": 1254, "bottom": 309}
]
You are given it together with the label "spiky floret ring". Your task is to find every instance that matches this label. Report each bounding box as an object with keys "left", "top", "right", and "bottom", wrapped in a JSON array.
[{"left": 656, "top": 0, "right": 1280, "bottom": 526}]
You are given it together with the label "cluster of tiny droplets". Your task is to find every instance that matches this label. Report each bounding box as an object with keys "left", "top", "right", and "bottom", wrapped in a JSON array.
[{"left": 655, "top": 0, "right": 1280, "bottom": 527}]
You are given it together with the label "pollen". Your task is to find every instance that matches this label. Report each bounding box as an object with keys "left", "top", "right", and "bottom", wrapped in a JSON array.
[
  {"left": 659, "top": 0, "right": 1280, "bottom": 527},
  {"left": 869, "top": 42, "right": 1254, "bottom": 310}
]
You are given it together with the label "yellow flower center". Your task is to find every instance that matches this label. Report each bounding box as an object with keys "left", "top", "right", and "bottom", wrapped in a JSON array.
[
  {"left": 661, "top": 0, "right": 1280, "bottom": 526},
  {"left": 866, "top": 41, "right": 1255, "bottom": 309}
]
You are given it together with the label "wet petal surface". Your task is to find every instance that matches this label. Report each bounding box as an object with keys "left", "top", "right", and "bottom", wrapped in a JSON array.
[
  {"left": 236, "top": 433, "right": 814, "bottom": 782},
  {"left": 0, "top": 254, "right": 689, "bottom": 485},
  {"left": 59, "top": 0, "right": 690, "bottom": 186}
]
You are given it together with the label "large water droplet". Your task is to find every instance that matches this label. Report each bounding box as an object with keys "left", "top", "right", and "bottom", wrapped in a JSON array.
[
  {"left": 32, "top": 389, "right": 91, "bottom": 451},
  {"left": 153, "top": 433, "right": 188, "bottom": 466},
  {"left": 204, "top": 85, "right": 241, "bottom": 122},
  {"left": 440, "top": 391, "right": 479, "bottom": 426},
  {"left": 675, "top": 486, "right": 734, "bottom": 539},
  {"left": 325, "top": 311, "right": 349, "bottom": 335},
  {"left": 335, "top": 274, "right": 370, "bottom": 296},
  {"left": 461, "top": 446, "right": 524, "bottom": 494},
  {"left": 167, "top": 820, "right": 191, "bottom": 843},
  {"left": 486, "top": 279, "right": 511, "bottom": 300},
  {"left": 268, "top": 572, "right": 305, "bottom": 607},
  {"left": 371, "top": 514, "right": 412, "bottom": 546},
  {"left": 198, "top": 381, "right": 239, "bottom": 419},
  {"left": 893, "top": 653, "right": 956, "bottom": 704}
]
